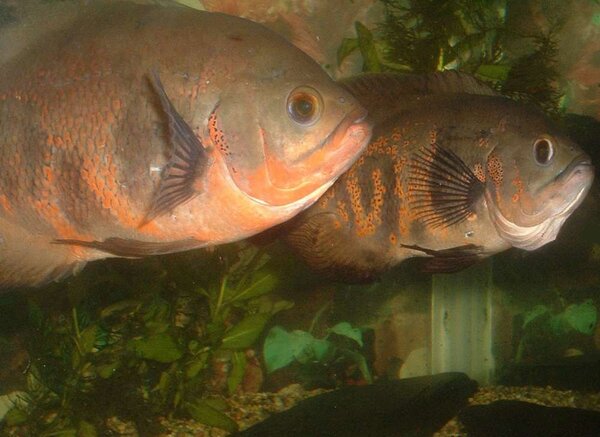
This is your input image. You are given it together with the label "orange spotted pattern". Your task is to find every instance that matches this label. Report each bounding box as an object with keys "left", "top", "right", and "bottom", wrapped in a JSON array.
[
  {"left": 487, "top": 153, "right": 504, "bottom": 188},
  {"left": 511, "top": 172, "right": 525, "bottom": 203},
  {"left": 473, "top": 163, "right": 486, "bottom": 183}
]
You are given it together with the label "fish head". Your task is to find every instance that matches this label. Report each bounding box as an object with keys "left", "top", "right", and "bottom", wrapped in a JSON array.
[
  {"left": 483, "top": 105, "right": 594, "bottom": 250},
  {"left": 210, "top": 53, "right": 371, "bottom": 209}
]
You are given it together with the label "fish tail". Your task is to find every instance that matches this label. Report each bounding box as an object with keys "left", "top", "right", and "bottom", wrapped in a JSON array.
[{"left": 0, "top": 215, "right": 85, "bottom": 289}]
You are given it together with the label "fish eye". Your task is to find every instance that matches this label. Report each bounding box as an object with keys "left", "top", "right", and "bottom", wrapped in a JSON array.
[
  {"left": 287, "top": 86, "right": 323, "bottom": 126},
  {"left": 533, "top": 137, "right": 554, "bottom": 166}
]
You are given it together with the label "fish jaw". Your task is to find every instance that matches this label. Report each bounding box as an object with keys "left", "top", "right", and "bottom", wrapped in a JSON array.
[
  {"left": 229, "top": 107, "right": 372, "bottom": 207},
  {"left": 486, "top": 157, "right": 594, "bottom": 250}
]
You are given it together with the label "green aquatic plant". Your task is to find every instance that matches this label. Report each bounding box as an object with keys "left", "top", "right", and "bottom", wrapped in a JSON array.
[
  {"left": 338, "top": 0, "right": 564, "bottom": 115},
  {"left": 1, "top": 245, "right": 289, "bottom": 435},
  {"left": 338, "top": 0, "right": 506, "bottom": 74},
  {"left": 515, "top": 299, "right": 598, "bottom": 363},
  {"left": 263, "top": 320, "right": 372, "bottom": 389}
]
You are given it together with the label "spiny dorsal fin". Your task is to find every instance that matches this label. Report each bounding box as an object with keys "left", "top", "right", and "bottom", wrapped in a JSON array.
[
  {"left": 340, "top": 71, "right": 500, "bottom": 116},
  {"left": 408, "top": 143, "right": 485, "bottom": 229},
  {"left": 141, "top": 70, "right": 210, "bottom": 227}
]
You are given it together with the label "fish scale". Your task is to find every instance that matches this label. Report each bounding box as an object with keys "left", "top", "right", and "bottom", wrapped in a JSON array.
[
  {"left": 284, "top": 72, "right": 593, "bottom": 283},
  {"left": 0, "top": 3, "right": 372, "bottom": 288}
]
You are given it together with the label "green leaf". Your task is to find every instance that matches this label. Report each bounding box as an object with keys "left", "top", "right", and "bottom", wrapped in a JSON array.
[
  {"left": 129, "top": 333, "right": 183, "bottom": 363},
  {"left": 99, "top": 299, "right": 141, "bottom": 319},
  {"left": 203, "top": 397, "right": 229, "bottom": 411},
  {"left": 564, "top": 300, "right": 597, "bottom": 335},
  {"left": 263, "top": 327, "right": 314, "bottom": 372},
  {"left": 311, "top": 338, "right": 333, "bottom": 362},
  {"left": 96, "top": 361, "right": 120, "bottom": 379},
  {"left": 329, "top": 322, "right": 363, "bottom": 347},
  {"left": 221, "top": 313, "right": 270, "bottom": 350},
  {"left": 3, "top": 408, "right": 28, "bottom": 426},
  {"left": 522, "top": 305, "right": 549, "bottom": 329},
  {"left": 229, "top": 270, "right": 279, "bottom": 303},
  {"left": 476, "top": 64, "right": 511, "bottom": 82},
  {"left": 186, "top": 353, "right": 208, "bottom": 379},
  {"left": 186, "top": 400, "right": 238, "bottom": 433},
  {"left": 228, "top": 351, "right": 247, "bottom": 395},
  {"left": 156, "top": 371, "right": 172, "bottom": 399},
  {"left": 77, "top": 420, "right": 97, "bottom": 437},
  {"left": 337, "top": 37, "right": 359, "bottom": 66},
  {"left": 355, "top": 21, "right": 382, "bottom": 72},
  {"left": 78, "top": 325, "right": 98, "bottom": 355}
]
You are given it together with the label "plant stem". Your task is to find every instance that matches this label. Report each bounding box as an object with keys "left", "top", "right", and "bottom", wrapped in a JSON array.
[{"left": 214, "top": 275, "right": 228, "bottom": 317}]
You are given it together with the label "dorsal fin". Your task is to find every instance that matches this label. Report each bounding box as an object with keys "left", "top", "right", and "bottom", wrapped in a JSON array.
[{"left": 339, "top": 71, "right": 500, "bottom": 118}]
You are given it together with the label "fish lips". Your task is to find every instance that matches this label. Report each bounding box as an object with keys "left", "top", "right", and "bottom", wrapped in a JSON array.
[
  {"left": 525, "top": 155, "right": 594, "bottom": 224},
  {"left": 489, "top": 155, "right": 594, "bottom": 251},
  {"left": 240, "top": 106, "right": 372, "bottom": 207}
]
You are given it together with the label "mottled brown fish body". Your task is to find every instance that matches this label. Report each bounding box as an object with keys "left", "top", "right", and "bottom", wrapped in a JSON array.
[
  {"left": 285, "top": 73, "right": 594, "bottom": 282},
  {"left": 0, "top": 3, "right": 372, "bottom": 287}
]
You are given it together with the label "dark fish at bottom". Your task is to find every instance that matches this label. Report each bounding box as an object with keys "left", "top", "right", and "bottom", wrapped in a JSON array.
[{"left": 285, "top": 72, "right": 594, "bottom": 282}]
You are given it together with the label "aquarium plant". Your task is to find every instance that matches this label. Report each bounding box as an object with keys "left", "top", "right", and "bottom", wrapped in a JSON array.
[
  {"left": 338, "top": 0, "right": 563, "bottom": 115},
  {"left": 0, "top": 245, "right": 290, "bottom": 435},
  {"left": 263, "top": 320, "right": 372, "bottom": 389},
  {"left": 515, "top": 299, "right": 598, "bottom": 363}
]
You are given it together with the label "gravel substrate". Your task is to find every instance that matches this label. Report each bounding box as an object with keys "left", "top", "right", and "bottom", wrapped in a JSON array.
[{"left": 157, "top": 384, "right": 600, "bottom": 436}]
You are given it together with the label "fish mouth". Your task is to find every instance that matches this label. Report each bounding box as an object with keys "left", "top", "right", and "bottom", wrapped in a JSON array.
[
  {"left": 488, "top": 156, "right": 594, "bottom": 251},
  {"left": 525, "top": 156, "right": 594, "bottom": 221},
  {"left": 241, "top": 106, "right": 372, "bottom": 207}
]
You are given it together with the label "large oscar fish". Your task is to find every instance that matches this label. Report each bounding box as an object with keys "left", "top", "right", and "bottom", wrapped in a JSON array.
[
  {"left": 284, "top": 72, "right": 594, "bottom": 282},
  {"left": 0, "top": 3, "right": 372, "bottom": 288}
]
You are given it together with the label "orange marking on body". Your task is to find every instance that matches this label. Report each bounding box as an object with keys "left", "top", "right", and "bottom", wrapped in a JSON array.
[
  {"left": 337, "top": 200, "right": 349, "bottom": 222},
  {"left": 389, "top": 233, "right": 397, "bottom": 245},
  {"left": 429, "top": 128, "right": 437, "bottom": 145},
  {"left": 511, "top": 172, "right": 524, "bottom": 204},
  {"left": 473, "top": 163, "right": 486, "bottom": 183},
  {"left": 0, "top": 194, "right": 13, "bottom": 214},
  {"left": 487, "top": 153, "right": 503, "bottom": 187},
  {"left": 318, "top": 189, "right": 335, "bottom": 208},
  {"left": 42, "top": 166, "right": 54, "bottom": 184}
]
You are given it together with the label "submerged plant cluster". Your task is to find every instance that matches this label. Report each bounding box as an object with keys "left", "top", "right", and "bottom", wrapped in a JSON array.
[
  {"left": 0, "top": 245, "right": 293, "bottom": 435},
  {"left": 338, "top": 0, "right": 565, "bottom": 116}
]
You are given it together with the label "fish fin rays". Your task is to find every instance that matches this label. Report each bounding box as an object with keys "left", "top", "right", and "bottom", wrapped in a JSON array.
[
  {"left": 341, "top": 71, "right": 499, "bottom": 112},
  {"left": 53, "top": 237, "right": 205, "bottom": 258},
  {"left": 408, "top": 143, "right": 485, "bottom": 229},
  {"left": 284, "top": 212, "right": 391, "bottom": 283},
  {"left": 140, "top": 70, "right": 211, "bottom": 227},
  {"left": 400, "top": 243, "right": 485, "bottom": 273},
  {"left": 0, "top": 217, "right": 85, "bottom": 289}
]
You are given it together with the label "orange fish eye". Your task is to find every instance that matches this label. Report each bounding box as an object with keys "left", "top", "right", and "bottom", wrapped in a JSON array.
[
  {"left": 287, "top": 86, "right": 323, "bottom": 126},
  {"left": 533, "top": 137, "right": 554, "bottom": 166}
]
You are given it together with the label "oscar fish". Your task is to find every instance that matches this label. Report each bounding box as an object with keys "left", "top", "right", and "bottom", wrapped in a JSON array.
[
  {"left": 284, "top": 72, "right": 594, "bottom": 282},
  {"left": 0, "top": 3, "right": 372, "bottom": 288}
]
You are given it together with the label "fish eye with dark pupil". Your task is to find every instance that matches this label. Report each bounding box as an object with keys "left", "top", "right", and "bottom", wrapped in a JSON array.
[
  {"left": 533, "top": 138, "right": 554, "bottom": 166},
  {"left": 287, "top": 86, "right": 322, "bottom": 126}
]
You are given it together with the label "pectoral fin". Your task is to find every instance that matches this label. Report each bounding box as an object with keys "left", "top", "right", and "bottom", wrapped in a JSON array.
[
  {"left": 400, "top": 243, "right": 485, "bottom": 273},
  {"left": 141, "top": 70, "right": 211, "bottom": 226}
]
